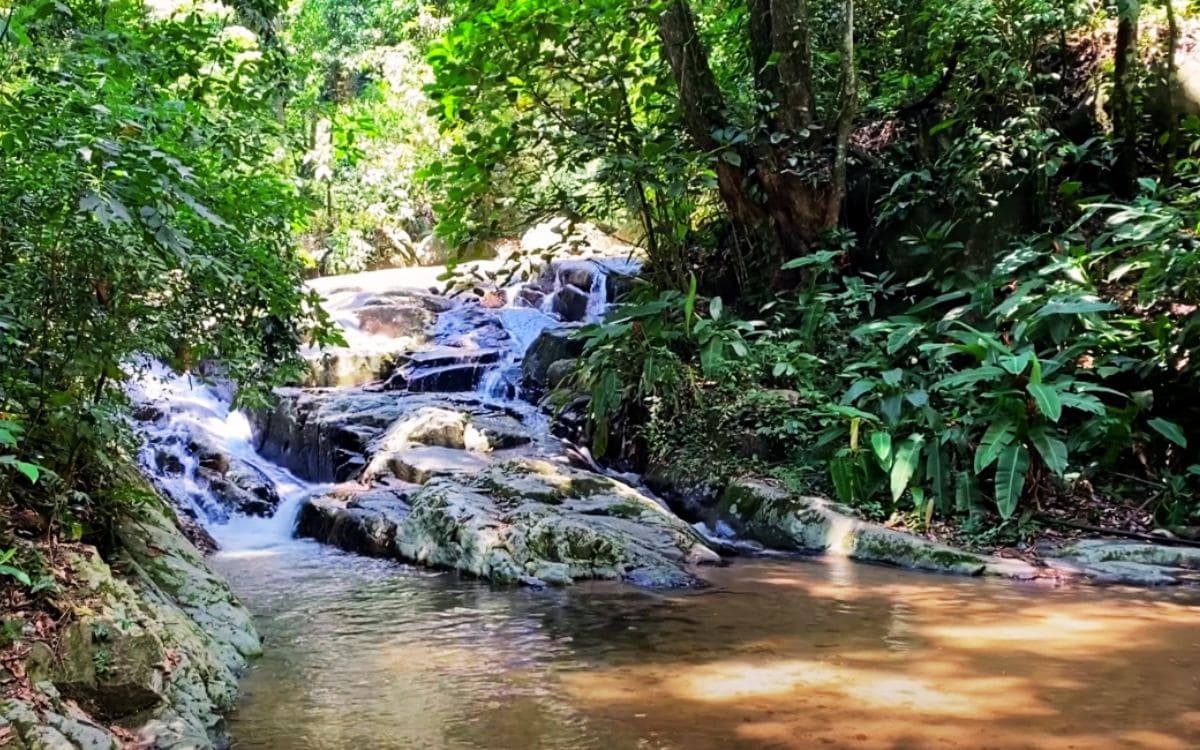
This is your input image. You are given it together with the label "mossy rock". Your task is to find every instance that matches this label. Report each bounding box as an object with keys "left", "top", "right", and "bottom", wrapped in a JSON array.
[
  {"left": 391, "top": 458, "right": 720, "bottom": 587},
  {"left": 720, "top": 478, "right": 990, "bottom": 576}
]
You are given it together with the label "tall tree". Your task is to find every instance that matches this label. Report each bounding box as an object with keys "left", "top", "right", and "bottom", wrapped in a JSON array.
[{"left": 656, "top": 0, "right": 855, "bottom": 263}]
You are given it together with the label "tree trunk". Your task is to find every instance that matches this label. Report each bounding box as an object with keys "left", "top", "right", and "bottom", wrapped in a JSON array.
[
  {"left": 770, "top": 0, "right": 815, "bottom": 131},
  {"left": 1112, "top": 0, "right": 1140, "bottom": 196},
  {"left": 656, "top": 0, "right": 838, "bottom": 267},
  {"left": 826, "top": 0, "right": 856, "bottom": 228},
  {"left": 748, "top": 0, "right": 779, "bottom": 96},
  {"left": 657, "top": 0, "right": 764, "bottom": 231},
  {"left": 1163, "top": 0, "right": 1179, "bottom": 179}
]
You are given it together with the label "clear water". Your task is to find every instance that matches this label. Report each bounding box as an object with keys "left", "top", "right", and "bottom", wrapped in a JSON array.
[{"left": 215, "top": 545, "right": 1200, "bottom": 750}]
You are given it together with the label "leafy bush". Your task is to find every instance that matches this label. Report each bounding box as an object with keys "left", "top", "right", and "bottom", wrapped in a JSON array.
[{"left": 0, "top": 0, "right": 335, "bottom": 534}]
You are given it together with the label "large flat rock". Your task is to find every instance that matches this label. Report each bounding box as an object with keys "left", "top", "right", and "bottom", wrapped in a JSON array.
[{"left": 299, "top": 459, "right": 719, "bottom": 588}]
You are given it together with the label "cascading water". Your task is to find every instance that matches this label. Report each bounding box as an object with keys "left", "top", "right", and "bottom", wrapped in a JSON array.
[
  {"left": 130, "top": 255, "right": 639, "bottom": 552},
  {"left": 130, "top": 362, "right": 326, "bottom": 553}
]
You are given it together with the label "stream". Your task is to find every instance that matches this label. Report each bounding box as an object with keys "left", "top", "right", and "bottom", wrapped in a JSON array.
[{"left": 131, "top": 258, "right": 1200, "bottom": 750}]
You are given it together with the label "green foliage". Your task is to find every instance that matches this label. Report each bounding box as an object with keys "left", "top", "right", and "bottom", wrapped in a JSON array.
[
  {"left": 0, "top": 548, "right": 32, "bottom": 588},
  {"left": 0, "top": 0, "right": 336, "bottom": 534},
  {"left": 285, "top": 0, "right": 449, "bottom": 273},
  {"left": 425, "top": 0, "right": 704, "bottom": 284}
]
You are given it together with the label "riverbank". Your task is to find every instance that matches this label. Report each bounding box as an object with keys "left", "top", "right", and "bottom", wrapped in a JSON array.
[{"left": 0, "top": 492, "right": 260, "bottom": 750}]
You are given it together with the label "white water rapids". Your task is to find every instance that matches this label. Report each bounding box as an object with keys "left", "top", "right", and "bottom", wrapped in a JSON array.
[{"left": 129, "top": 256, "right": 638, "bottom": 554}]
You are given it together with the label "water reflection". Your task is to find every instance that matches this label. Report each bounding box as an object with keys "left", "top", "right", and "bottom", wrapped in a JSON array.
[{"left": 218, "top": 546, "right": 1200, "bottom": 750}]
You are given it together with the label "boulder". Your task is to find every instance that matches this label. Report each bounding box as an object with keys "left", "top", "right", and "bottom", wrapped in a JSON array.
[
  {"left": 522, "top": 328, "right": 584, "bottom": 391},
  {"left": 302, "top": 350, "right": 396, "bottom": 388},
  {"left": 552, "top": 284, "right": 591, "bottom": 322},
  {"left": 644, "top": 462, "right": 721, "bottom": 525},
  {"left": 297, "top": 488, "right": 411, "bottom": 558},
  {"left": 253, "top": 389, "right": 421, "bottom": 482},
  {"left": 463, "top": 415, "right": 532, "bottom": 452},
  {"left": 393, "top": 458, "right": 721, "bottom": 587},
  {"left": 0, "top": 498, "right": 262, "bottom": 749},
  {"left": 368, "top": 445, "right": 493, "bottom": 484},
  {"left": 403, "top": 364, "right": 487, "bottom": 393},
  {"left": 545, "top": 359, "right": 576, "bottom": 390},
  {"left": 719, "top": 479, "right": 1038, "bottom": 578},
  {"left": 372, "top": 407, "right": 469, "bottom": 451},
  {"left": 414, "top": 234, "right": 451, "bottom": 266},
  {"left": 355, "top": 304, "right": 434, "bottom": 339}
]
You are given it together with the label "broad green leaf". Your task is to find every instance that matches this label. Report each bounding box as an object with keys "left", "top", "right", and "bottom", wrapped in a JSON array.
[
  {"left": 934, "top": 366, "right": 1006, "bottom": 390},
  {"left": 1035, "top": 297, "right": 1117, "bottom": 317},
  {"left": 1000, "top": 351, "right": 1033, "bottom": 376},
  {"left": 0, "top": 564, "right": 30, "bottom": 588},
  {"left": 905, "top": 389, "right": 929, "bottom": 408},
  {"left": 871, "top": 432, "right": 893, "bottom": 470},
  {"left": 881, "top": 369, "right": 903, "bottom": 386},
  {"left": 994, "top": 444, "right": 1029, "bottom": 520},
  {"left": 1027, "top": 384, "right": 1063, "bottom": 422},
  {"left": 1060, "top": 392, "right": 1106, "bottom": 415},
  {"left": 13, "top": 461, "right": 39, "bottom": 484},
  {"left": 842, "top": 378, "right": 876, "bottom": 404},
  {"left": 709, "top": 296, "right": 723, "bottom": 321},
  {"left": 1028, "top": 427, "right": 1068, "bottom": 476},
  {"left": 1148, "top": 418, "right": 1188, "bottom": 448},
  {"left": 974, "top": 418, "right": 1016, "bottom": 473},
  {"left": 891, "top": 434, "right": 925, "bottom": 502}
]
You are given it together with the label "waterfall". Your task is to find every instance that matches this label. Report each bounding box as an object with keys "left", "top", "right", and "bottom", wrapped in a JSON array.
[{"left": 131, "top": 255, "right": 638, "bottom": 552}]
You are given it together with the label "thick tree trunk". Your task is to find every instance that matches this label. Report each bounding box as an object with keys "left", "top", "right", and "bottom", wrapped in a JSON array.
[
  {"left": 748, "top": 0, "right": 779, "bottom": 95},
  {"left": 770, "top": 0, "right": 815, "bottom": 130},
  {"left": 656, "top": 0, "right": 836, "bottom": 265},
  {"left": 657, "top": 0, "right": 764, "bottom": 230},
  {"left": 1112, "top": 0, "right": 1140, "bottom": 196}
]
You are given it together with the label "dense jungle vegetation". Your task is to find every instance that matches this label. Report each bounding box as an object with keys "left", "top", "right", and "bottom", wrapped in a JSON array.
[{"left": 2, "top": 0, "right": 1200, "bottom": 581}]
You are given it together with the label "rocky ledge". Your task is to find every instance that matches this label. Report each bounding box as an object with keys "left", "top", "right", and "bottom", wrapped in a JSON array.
[
  {"left": 720, "top": 478, "right": 1200, "bottom": 585},
  {"left": 299, "top": 458, "right": 720, "bottom": 587},
  {"left": 0, "top": 495, "right": 260, "bottom": 750}
]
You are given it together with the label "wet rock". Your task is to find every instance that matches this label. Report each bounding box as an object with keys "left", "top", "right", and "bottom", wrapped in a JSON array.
[
  {"left": 404, "top": 364, "right": 487, "bottom": 393},
  {"left": 186, "top": 446, "right": 281, "bottom": 519},
  {"left": 297, "top": 488, "right": 411, "bottom": 558},
  {"left": 719, "top": 479, "right": 1036, "bottom": 578},
  {"left": 605, "top": 270, "right": 637, "bottom": 304},
  {"left": 195, "top": 468, "right": 276, "bottom": 518},
  {"left": 399, "top": 346, "right": 500, "bottom": 371},
  {"left": 253, "top": 389, "right": 416, "bottom": 482},
  {"left": 553, "top": 284, "right": 591, "bottom": 322},
  {"left": 1038, "top": 540, "right": 1200, "bottom": 585},
  {"left": 463, "top": 415, "right": 532, "bottom": 452},
  {"left": 355, "top": 304, "right": 434, "bottom": 338},
  {"left": 154, "top": 451, "right": 184, "bottom": 476},
  {"left": 1054, "top": 539, "right": 1200, "bottom": 569},
  {"left": 302, "top": 350, "right": 397, "bottom": 388},
  {"left": 515, "top": 287, "right": 546, "bottom": 309},
  {"left": 545, "top": 359, "right": 577, "bottom": 390},
  {"left": 373, "top": 407, "right": 469, "bottom": 451},
  {"left": 522, "top": 328, "right": 584, "bottom": 391},
  {"left": 371, "top": 446, "right": 493, "bottom": 484},
  {"left": 644, "top": 463, "right": 720, "bottom": 525},
  {"left": 393, "top": 458, "right": 721, "bottom": 587}
]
